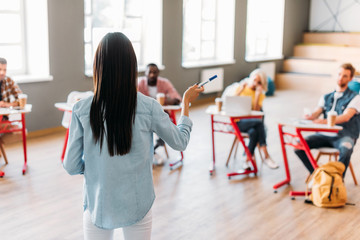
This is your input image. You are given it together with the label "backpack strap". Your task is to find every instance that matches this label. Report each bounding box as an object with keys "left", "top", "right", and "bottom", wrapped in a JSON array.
[{"left": 322, "top": 170, "right": 335, "bottom": 202}]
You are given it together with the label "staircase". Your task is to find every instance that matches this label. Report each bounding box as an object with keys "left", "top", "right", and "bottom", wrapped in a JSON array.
[{"left": 276, "top": 32, "right": 360, "bottom": 94}]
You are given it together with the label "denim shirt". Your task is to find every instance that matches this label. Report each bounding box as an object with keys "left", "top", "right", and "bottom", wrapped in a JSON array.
[
  {"left": 63, "top": 93, "right": 192, "bottom": 229},
  {"left": 323, "top": 88, "right": 360, "bottom": 139}
]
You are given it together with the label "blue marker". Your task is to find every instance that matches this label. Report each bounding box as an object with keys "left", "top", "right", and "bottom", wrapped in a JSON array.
[{"left": 198, "top": 75, "right": 217, "bottom": 87}]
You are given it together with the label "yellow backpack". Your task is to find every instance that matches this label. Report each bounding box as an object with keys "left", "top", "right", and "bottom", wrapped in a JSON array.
[{"left": 306, "top": 161, "right": 347, "bottom": 208}]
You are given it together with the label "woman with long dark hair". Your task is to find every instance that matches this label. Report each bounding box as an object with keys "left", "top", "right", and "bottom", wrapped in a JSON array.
[{"left": 63, "top": 32, "right": 203, "bottom": 239}]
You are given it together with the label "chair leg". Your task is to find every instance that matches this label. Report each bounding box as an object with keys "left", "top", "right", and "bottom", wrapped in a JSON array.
[
  {"left": 334, "top": 153, "right": 357, "bottom": 185},
  {"left": 0, "top": 140, "right": 8, "bottom": 165},
  {"left": 226, "top": 137, "right": 238, "bottom": 167},
  {"left": 315, "top": 151, "right": 321, "bottom": 162},
  {"left": 306, "top": 152, "right": 322, "bottom": 183},
  {"left": 233, "top": 138, "right": 239, "bottom": 159},
  {"left": 348, "top": 162, "right": 358, "bottom": 185},
  {"left": 163, "top": 144, "right": 169, "bottom": 159}
]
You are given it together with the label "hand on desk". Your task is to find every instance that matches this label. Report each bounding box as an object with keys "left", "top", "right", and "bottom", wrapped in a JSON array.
[
  {"left": 313, "top": 119, "right": 327, "bottom": 124},
  {"left": 0, "top": 101, "right": 15, "bottom": 108}
]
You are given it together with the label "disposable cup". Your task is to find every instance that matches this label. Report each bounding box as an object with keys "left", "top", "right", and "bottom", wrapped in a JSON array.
[
  {"left": 327, "top": 111, "right": 337, "bottom": 127},
  {"left": 18, "top": 94, "right": 28, "bottom": 109},
  {"left": 215, "top": 98, "right": 223, "bottom": 112},
  {"left": 156, "top": 93, "right": 165, "bottom": 106}
]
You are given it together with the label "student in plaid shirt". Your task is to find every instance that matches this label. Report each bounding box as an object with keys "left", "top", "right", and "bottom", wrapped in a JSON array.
[{"left": 0, "top": 58, "right": 23, "bottom": 108}]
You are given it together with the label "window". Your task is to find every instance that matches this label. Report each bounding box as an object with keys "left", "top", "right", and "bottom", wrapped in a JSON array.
[
  {"left": 84, "top": 0, "right": 162, "bottom": 75},
  {"left": 245, "top": 0, "right": 285, "bottom": 62},
  {"left": 182, "top": 0, "right": 235, "bottom": 68},
  {"left": 0, "top": 0, "right": 26, "bottom": 74},
  {"left": 0, "top": 0, "right": 51, "bottom": 83}
]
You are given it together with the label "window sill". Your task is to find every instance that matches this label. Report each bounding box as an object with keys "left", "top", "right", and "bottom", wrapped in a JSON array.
[
  {"left": 182, "top": 59, "right": 236, "bottom": 69},
  {"left": 245, "top": 55, "right": 284, "bottom": 63},
  {"left": 13, "top": 75, "right": 54, "bottom": 84}
]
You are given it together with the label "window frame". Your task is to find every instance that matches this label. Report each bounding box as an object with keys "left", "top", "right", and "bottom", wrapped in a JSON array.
[
  {"left": 0, "top": 0, "right": 27, "bottom": 75},
  {"left": 84, "top": 0, "right": 162, "bottom": 76},
  {"left": 182, "top": 0, "right": 236, "bottom": 69},
  {"left": 245, "top": 0, "right": 285, "bottom": 62},
  {"left": 0, "top": 0, "right": 52, "bottom": 83}
]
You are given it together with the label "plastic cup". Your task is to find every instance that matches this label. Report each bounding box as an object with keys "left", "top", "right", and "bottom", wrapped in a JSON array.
[
  {"left": 18, "top": 94, "right": 28, "bottom": 109},
  {"left": 215, "top": 98, "right": 223, "bottom": 112},
  {"left": 156, "top": 93, "right": 165, "bottom": 106},
  {"left": 327, "top": 111, "right": 337, "bottom": 127}
]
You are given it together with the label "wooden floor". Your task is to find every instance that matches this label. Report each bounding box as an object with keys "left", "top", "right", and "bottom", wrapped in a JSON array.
[{"left": 1, "top": 90, "right": 360, "bottom": 239}]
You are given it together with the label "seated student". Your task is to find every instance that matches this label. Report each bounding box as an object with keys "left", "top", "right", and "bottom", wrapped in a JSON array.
[
  {"left": 138, "top": 63, "right": 182, "bottom": 165},
  {"left": 0, "top": 57, "right": 24, "bottom": 143},
  {"left": 227, "top": 69, "right": 279, "bottom": 169},
  {"left": 138, "top": 63, "right": 181, "bottom": 105},
  {"left": 0, "top": 57, "right": 22, "bottom": 108},
  {"left": 295, "top": 63, "right": 360, "bottom": 175}
]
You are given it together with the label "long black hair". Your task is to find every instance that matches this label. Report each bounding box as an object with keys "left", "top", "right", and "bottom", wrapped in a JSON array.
[{"left": 90, "top": 32, "right": 137, "bottom": 156}]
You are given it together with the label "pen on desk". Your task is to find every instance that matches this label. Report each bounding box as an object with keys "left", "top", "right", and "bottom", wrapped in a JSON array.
[{"left": 198, "top": 75, "right": 217, "bottom": 87}]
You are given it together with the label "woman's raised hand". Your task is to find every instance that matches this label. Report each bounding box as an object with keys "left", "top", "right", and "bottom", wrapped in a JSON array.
[{"left": 183, "top": 84, "right": 204, "bottom": 104}]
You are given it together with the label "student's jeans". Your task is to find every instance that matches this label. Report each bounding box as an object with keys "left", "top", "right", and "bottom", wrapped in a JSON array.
[
  {"left": 294, "top": 133, "right": 355, "bottom": 175},
  {"left": 83, "top": 209, "right": 152, "bottom": 240},
  {"left": 236, "top": 119, "right": 267, "bottom": 155}
]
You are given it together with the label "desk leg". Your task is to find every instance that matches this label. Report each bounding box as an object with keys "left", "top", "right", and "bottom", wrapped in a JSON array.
[
  {"left": 210, "top": 115, "right": 215, "bottom": 175},
  {"left": 296, "top": 129, "right": 318, "bottom": 170},
  {"left": 169, "top": 152, "right": 184, "bottom": 170},
  {"left": 273, "top": 124, "right": 291, "bottom": 192},
  {"left": 61, "top": 128, "right": 70, "bottom": 162},
  {"left": 287, "top": 129, "right": 318, "bottom": 199},
  {"left": 21, "top": 113, "right": 27, "bottom": 175},
  {"left": 289, "top": 191, "right": 312, "bottom": 199},
  {"left": 168, "top": 110, "right": 183, "bottom": 170},
  {"left": 227, "top": 118, "right": 257, "bottom": 179}
]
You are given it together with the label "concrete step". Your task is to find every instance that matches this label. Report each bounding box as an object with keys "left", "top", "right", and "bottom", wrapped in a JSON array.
[
  {"left": 293, "top": 44, "right": 360, "bottom": 64},
  {"left": 275, "top": 73, "right": 334, "bottom": 94},
  {"left": 283, "top": 58, "right": 339, "bottom": 75},
  {"left": 303, "top": 32, "right": 360, "bottom": 47}
]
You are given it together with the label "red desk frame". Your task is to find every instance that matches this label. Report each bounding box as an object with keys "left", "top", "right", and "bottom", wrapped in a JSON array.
[
  {"left": 273, "top": 122, "right": 342, "bottom": 197},
  {"left": 207, "top": 106, "right": 264, "bottom": 178},
  {"left": 165, "top": 107, "right": 184, "bottom": 169},
  {"left": 54, "top": 103, "right": 71, "bottom": 162},
  {"left": 0, "top": 107, "right": 30, "bottom": 177}
]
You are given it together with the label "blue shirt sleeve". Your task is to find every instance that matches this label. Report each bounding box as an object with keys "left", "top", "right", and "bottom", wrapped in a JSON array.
[
  {"left": 63, "top": 105, "right": 85, "bottom": 175},
  {"left": 150, "top": 100, "right": 193, "bottom": 151}
]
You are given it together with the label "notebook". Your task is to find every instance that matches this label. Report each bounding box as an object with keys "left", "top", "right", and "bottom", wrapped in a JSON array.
[{"left": 224, "top": 96, "right": 252, "bottom": 116}]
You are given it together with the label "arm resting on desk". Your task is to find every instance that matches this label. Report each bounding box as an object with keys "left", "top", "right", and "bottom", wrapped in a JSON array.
[
  {"left": 63, "top": 110, "right": 84, "bottom": 175},
  {"left": 335, "top": 108, "right": 357, "bottom": 124},
  {"left": 313, "top": 108, "right": 357, "bottom": 125},
  {"left": 305, "top": 107, "right": 323, "bottom": 120}
]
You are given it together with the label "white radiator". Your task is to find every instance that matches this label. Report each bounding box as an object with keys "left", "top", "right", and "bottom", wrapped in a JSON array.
[
  {"left": 200, "top": 67, "right": 224, "bottom": 94},
  {"left": 258, "top": 62, "right": 276, "bottom": 80}
]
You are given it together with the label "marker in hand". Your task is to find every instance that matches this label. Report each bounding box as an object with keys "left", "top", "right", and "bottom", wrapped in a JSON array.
[{"left": 198, "top": 75, "right": 217, "bottom": 87}]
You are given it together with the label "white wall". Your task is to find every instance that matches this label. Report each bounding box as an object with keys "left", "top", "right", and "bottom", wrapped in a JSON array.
[{"left": 310, "top": 0, "right": 360, "bottom": 31}]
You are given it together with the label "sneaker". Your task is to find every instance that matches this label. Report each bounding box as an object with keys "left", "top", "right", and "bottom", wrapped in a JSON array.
[
  {"left": 263, "top": 157, "right": 279, "bottom": 169},
  {"left": 153, "top": 153, "right": 164, "bottom": 166},
  {"left": 242, "top": 160, "right": 251, "bottom": 170}
]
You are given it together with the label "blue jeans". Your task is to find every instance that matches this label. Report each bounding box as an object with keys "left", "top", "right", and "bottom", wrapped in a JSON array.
[
  {"left": 236, "top": 119, "right": 266, "bottom": 155},
  {"left": 294, "top": 133, "right": 355, "bottom": 175}
]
